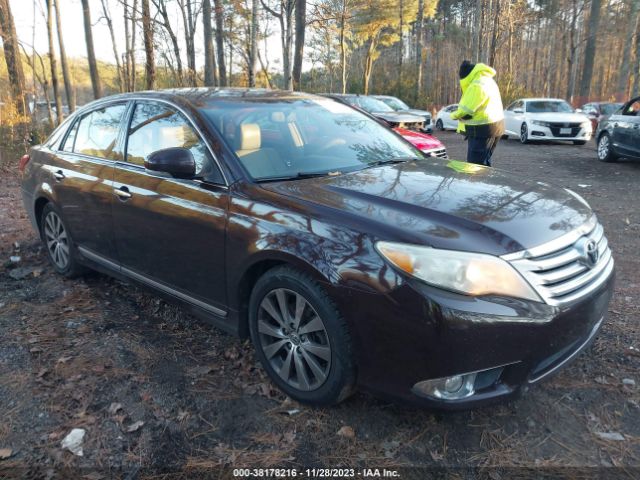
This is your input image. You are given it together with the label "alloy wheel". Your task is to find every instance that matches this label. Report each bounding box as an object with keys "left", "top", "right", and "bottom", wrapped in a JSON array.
[
  {"left": 598, "top": 135, "right": 610, "bottom": 160},
  {"left": 257, "top": 288, "right": 331, "bottom": 392},
  {"left": 520, "top": 123, "right": 528, "bottom": 143},
  {"left": 43, "top": 211, "right": 70, "bottom": 269}
]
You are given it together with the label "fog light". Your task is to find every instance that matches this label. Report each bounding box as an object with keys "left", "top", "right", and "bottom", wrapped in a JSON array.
[{"left": 413, "top": 372, "right": 477, "bottom": 400}]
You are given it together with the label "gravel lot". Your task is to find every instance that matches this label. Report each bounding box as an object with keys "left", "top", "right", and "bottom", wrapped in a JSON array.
[{"left": 1, "top": 132, "right": 639, "bottom": 479}]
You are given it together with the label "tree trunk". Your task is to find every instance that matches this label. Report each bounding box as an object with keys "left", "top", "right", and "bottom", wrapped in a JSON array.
[
  {"left": 578, "top": 0, "right": 602, "bottom": 103},
  {"left": 0, "top": 0, "right": 27, "bottom": 115},
  {"left": 153, "top": 0, "right": 184, "bottom": 86},
  {"left": 46, "top": 0, "right": 63, "bottom": 124},
  {"left": 249, "top": 0, "right": 259, "bottom": 87},
  {"left": 292, "top": 0, "right": 306, "bottom": 90},
  {"left": 398, "top": 0, "right": 404, "bottom": 96},
  {"left": 53, "top": 0, "right": 75, "bottom": 113},
  {"left": 616, "top": 0, "right": 640, "bottom": 100},
  {"left": 363, "top": 37, "right": 378, "bottom": 95},
  {"left": 141, "top": 0, "right": 155, "bottom": 90},
  {"left": 129, "top": 0, "right": 138, "bottom": 91},
  {"left": 213, "top": 0, "right": 227, "bottom": 86},
  {"left": 415, "top": 0, "right": 423, "bottom": 100},
  {"left": 99, "top": 0, "right": 125, "bottom": 93},
  {"left": 633, "top": 19, "right": 640, "bottom": 96},
  {"left": 81, "top": 0, "right": 102, "bottom": 99},
  {"left": 203, "top": 0, "right": 217, "bottom": 86},
  {"left": 339, "top": 1, "right": 347, "bottom": 93}
]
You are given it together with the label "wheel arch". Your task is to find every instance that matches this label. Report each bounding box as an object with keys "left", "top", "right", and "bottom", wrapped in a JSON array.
[{"left": 233, "top": 251, "right": 333, "bottom": 339}]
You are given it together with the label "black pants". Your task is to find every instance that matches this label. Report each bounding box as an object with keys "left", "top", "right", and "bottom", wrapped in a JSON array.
[{"left": 467, "top": 136, "right": 500, "bottom": 167}]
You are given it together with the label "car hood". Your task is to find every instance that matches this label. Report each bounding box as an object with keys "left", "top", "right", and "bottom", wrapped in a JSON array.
[
  {"left": 527, "top": 112, "right": 590, "bottom": 123},
  {"left": 405, "top": 108, "right": 432, "bottom": 119},
  {"left": 373, "top": 111, "right": 425, "bottom": 123},
  {"left": 262, "top": 160, "right": 593, "bottom": 256},
  {"left": 394, "top": 128, "right": 443, "bottom": 150}
]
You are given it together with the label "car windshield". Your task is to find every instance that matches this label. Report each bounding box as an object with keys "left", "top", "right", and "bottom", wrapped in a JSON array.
[
  {"left": 348, "top": 96, "right": 395, "bottom": 113},
  {"left": 379, "top": 97, "right": 410, "bottom": 111},
  {"left": 201, "top": 97, "right": 420, "bottom": 181},
  {"left": 601, "top": 103, "right": 622, "bottom": 115},
  {"left": 526, "top": 101, "right": 574, "bottom": 113}
]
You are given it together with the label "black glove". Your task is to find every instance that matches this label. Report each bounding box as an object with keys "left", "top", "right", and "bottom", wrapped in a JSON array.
[{"left": 461, "top": 114, "right": 473, "bottom": 120}]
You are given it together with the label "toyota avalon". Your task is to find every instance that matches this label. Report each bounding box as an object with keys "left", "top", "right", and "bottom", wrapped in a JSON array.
[{"left": 20, "top": 89, "right": 614, "bottom": 408}]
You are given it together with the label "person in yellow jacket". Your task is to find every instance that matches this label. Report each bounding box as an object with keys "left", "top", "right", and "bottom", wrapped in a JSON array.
[{"left": 450, "top": 61, "right": 505, "bottom": 166}]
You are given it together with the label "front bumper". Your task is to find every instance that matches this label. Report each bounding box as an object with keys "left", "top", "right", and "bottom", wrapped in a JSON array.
[
  {"left": 529, "top": 125, "right": 592, "bottom": 142},
  {"left": 333, "top": 265, "right": 614, "bottom": 410}
]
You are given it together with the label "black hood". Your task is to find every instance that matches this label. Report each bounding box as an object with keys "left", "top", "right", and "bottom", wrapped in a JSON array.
[{"left": 262, "top": 159, "right": 593, "bottom": 256}]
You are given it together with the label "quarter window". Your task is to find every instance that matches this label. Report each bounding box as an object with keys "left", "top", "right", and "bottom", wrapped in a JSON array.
[
  {"left": 126, "top": 102, "right": 222, "bottom": 182},
  {"left": 71, "top": 104, "right": 127, "bottom": 160}
]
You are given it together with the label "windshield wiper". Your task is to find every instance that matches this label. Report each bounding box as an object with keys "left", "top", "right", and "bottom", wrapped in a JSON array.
[
  {"left": 363, "top": 157, "right": 419, "bottom": 169},
  {"left": 256, "top": 171, "right": 338, "bottom": 183}
]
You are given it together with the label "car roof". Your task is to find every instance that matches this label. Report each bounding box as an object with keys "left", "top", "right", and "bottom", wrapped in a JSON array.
[
  {"left": 520, "top": 98, "right": 568, "bottom": 102},
  {"left": 78, "top": 88, "right": 329, "bottom": 111}
]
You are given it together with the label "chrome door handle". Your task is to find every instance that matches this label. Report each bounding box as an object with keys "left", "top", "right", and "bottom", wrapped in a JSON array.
[
  {"left": 114, "top": 186, "right": 132, "bottom": 200},
  {"left": 54, "top": 170, "right": 65, "bottom": 181}
]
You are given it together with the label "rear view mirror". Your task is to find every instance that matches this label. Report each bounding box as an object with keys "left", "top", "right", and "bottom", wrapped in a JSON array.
[{"left": 145, "top": 147, "right": 196, "bottom": 179}]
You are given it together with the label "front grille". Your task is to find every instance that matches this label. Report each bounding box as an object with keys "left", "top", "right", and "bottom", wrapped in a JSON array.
[
  {"left": 548, "top": 122, "right": 582, "bottom": 137},
  {"left": 401, "top": 121, "right": 425, "bottom": 131},
  {"left": 503, "top": 217, "right": 614, "bottom": 306},
  {"left": 424, "top": 147, "right": 448, "bottom": 158}
]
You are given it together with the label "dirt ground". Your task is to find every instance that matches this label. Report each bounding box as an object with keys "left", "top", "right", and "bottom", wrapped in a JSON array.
[{"left": 1, "top": 132, "right": 639, "bottom": 479}]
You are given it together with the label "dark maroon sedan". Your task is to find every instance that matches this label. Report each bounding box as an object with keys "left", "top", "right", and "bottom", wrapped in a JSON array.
[{"left": 19, "top": 89, "right": 614, "bottom": 409}]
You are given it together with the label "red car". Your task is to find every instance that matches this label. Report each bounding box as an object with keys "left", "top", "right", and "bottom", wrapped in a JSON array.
[{"left": 395, "top": 127, "right": 447, "bottom": 158}]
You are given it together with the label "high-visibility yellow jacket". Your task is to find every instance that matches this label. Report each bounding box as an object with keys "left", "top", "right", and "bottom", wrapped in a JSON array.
[{"left": 451, "top": 63, "right": 505, "bottom": 137}]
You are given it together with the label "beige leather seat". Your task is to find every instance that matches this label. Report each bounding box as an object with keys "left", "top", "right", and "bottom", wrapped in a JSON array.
[{"left": 235, "top": 123, "right": 284, "bottom": 178}]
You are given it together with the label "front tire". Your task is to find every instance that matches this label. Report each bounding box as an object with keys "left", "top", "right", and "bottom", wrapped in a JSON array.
[
  {"left": 249, "top": 267, "right": 356, "bottom": 406},
  {"left": 436, "top": 119, "right": 444, "bottom": 131},
  {"left": 597, "top": 133, "right": 618, "bottom": 162},
  {"left": 40, "top": 203, "right": 85, "bottom": 277},
  {"left": 520, "top": 123, "right": 529, "bottom": 144}
]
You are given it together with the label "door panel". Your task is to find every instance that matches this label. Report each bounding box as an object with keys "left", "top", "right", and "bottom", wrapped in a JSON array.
[
  {"left": 52, "top": 103, "right": 128, "bottom": 259},
  {"left": 112, "top": 101, "right": 228, "bottom": 311},
  {"left": 112, "top": 165, "right": 228, "bottom": 309}
]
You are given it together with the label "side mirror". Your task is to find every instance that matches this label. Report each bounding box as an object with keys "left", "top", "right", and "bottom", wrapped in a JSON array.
[
  {"left": 145, "top": 147, "right": 196, "bottom": 179},
  {"left": 513, "top": 108, "right": 524, "bottom": 114}
]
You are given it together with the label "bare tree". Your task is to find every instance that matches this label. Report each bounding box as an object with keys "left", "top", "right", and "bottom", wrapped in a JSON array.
[
  {"left": 203, "top": 0, "right": 218, "bottom": 86},
  {"left": 152, "top": 0, "right": 184, "bottom": 86},
  {"left": 141, "top": 0, "right": 156, "bottom": 90},
  {"left": 262, "top": 0, "right": 296, "bottom": 90},
  {"left": 81, "top": 0, "right": 103, "bottom": 99},
  {"left": 578, "top": 0, "right": 602, "bottom": 102},
  {"left": 249, "top": 0, "right": 259, "bottom": 87},
  {"left": 0, "top": 0, "right": 27, "bottom": 115},
  {"left": 100, "top": 0, "right": 125, "bottom": 92},
  {"left": 213, "top": 0, "right": 227, "bottom": 86},
  {"left": 53, "top": 0, "right": 75, "bottom": 112},
  {"left": 292, "top": 0, "right": 306, "bottom": 90},
  {"left": 616, "top": 0, "right": 640, "bottom": 100},
  {"left": 46, "top": 0, "right": 63, "bottom": 123},
  {"left": 178, "top": 0, "right": 198, "bottom": 86}
]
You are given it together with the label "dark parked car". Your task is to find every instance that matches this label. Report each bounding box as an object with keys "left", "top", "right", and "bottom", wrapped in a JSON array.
[
  {"left": 323, "top": 93, "right": 426, "bottom": 132},
  {"left": 596, "top": 95, "right": 640, "bottom": 162},
  {"left": 581, "top": 102, "right": 623, "bottom": 132},
  {"left": 373, "top": 95, "right": 433, "bottom": 133},
  {"left": 20, "top": 89, "right": 614, "bottom": 409}
]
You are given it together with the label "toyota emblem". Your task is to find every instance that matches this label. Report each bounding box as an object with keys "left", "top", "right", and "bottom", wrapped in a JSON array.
[{"left": 584, "top": 239, "right": 599, "bottom": 267}]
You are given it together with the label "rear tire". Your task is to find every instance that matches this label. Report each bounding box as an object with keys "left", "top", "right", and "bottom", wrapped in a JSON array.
[
  {"left": 249, "top": 266, "right": 356, "bottom": 406},
  {"left": 597, "top": 133, "right": 618, "bottom": 162},
  {"left": 40, "top": 203, "right": 85, "bottom": 278},
  {"left": 436, "top": 119, "right": 444, "bottom": 131},
  {"left": 520, "top": 123, "right": 529, "bottom": 144}
]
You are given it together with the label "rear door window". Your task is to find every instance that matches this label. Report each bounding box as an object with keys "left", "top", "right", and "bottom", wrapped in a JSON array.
[{"left": 71, "top": 104, "right": 127, "bottom": 160}]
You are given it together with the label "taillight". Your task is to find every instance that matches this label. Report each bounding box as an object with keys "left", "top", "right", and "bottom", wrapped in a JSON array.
[{"left": 19, "top": 154, "right": 30, "bottom": 173}]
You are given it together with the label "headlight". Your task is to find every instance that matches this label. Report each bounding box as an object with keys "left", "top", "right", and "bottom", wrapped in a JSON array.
[
  {"left": 581, "top": 121, "right": 592, "bottom": 132},
  {"left": 376, "top": 242, "right": 541, "bottom": 302},
  {"left": 531, "top": 120, "right": 550, "bottom": 127}
]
